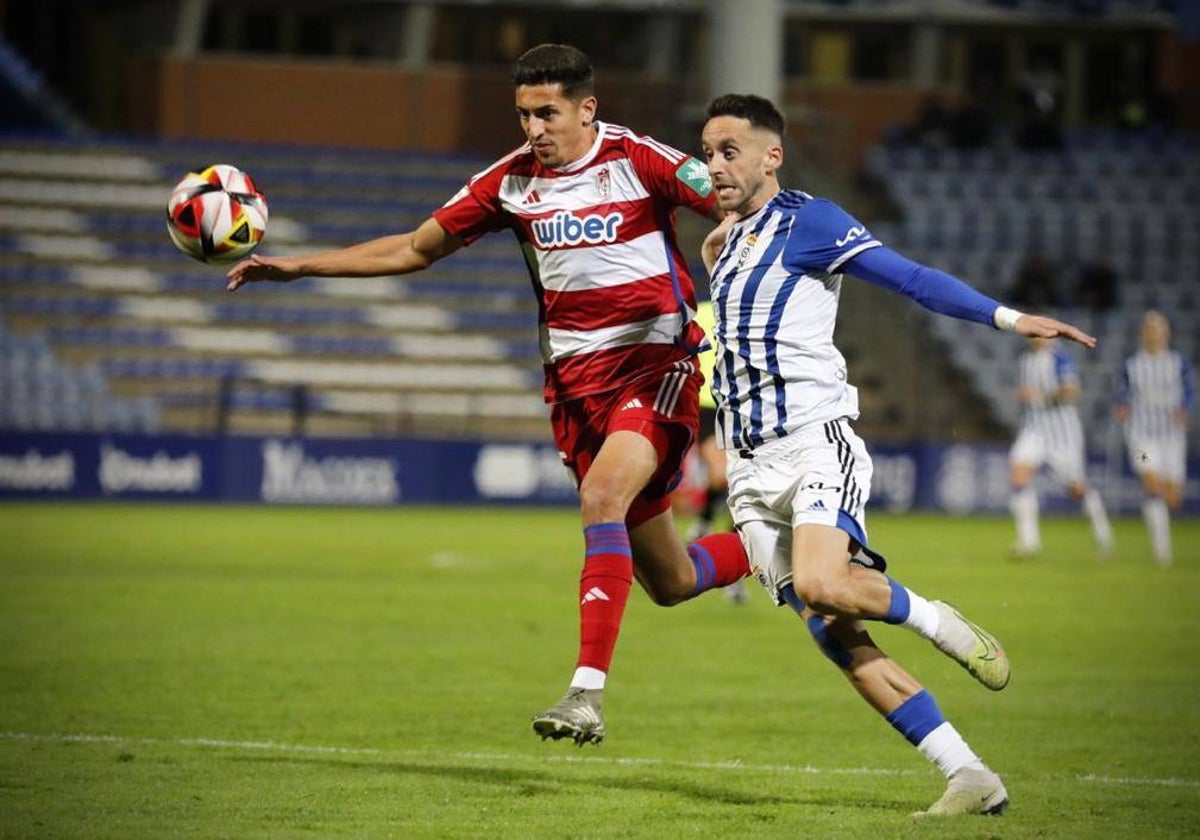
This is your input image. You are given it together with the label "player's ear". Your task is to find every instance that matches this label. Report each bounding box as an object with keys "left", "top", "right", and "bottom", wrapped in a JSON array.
[
  {"left": 579, "top": 95, "right": 598, "bottom": 127},
  {"left": 764, "top": 142, "right": 784, "bottom": 175}
]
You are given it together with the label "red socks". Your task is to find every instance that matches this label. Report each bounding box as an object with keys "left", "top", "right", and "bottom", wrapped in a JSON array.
[
  {"left": 574, "top": 526, "right": 750, "bottom": 674},
  {"left": 687, "top": 531, "right": 750, "bottom": 596},
  {"left": 576, "top": 523, "right": 633, "bottom": 673}
]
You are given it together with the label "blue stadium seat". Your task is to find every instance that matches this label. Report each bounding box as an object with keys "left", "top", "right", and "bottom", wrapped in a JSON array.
[{"left": 874, "top": 128, "right": 1199, "bottom": 448}]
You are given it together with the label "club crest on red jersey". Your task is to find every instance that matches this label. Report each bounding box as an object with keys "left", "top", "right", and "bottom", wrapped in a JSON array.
[{"left": 596, "top": 166, "right": 611, "bottom": 200}]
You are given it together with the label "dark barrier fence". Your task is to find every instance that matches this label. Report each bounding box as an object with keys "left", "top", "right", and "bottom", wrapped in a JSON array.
[{"left": 0, "top": 432, "right": 1196, "bottom": 515}]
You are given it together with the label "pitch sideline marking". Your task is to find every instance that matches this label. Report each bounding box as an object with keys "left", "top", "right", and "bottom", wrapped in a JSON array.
[{"left": 2, "top": 731, "right": 1198, "bottom": 789}]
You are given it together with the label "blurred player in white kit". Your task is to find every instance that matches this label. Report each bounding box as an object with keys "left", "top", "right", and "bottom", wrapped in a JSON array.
[
  {"left": 1008, "top": 336, "right": 1113, "bottom": 559},
  {"left": 1115, "top": 311, "right": 1195, "bottom": 565}
]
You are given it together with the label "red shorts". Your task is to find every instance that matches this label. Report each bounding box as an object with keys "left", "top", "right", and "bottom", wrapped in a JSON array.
[{"left": 551, "top": 359, "right": 701, "bottom": 530}]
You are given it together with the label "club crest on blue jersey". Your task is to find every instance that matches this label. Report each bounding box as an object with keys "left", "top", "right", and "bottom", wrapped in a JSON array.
[{"left": 735, "top": 234, "right": 758, "bottom": 268}]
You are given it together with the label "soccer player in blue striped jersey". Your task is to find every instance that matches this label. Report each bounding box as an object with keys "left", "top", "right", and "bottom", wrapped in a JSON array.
[
  {"left": 1115, "top": 311, "right": 1195, "bottom": 565},
  {"left": 1009, "top": 336, "right": 1113, "bottom": 559},
  {"left": 699, "top": 94, "right": 1096, "bottom": 817}
]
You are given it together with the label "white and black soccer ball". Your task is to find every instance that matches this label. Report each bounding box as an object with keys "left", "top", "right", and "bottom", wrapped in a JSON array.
[{"left": 166, "top": 164, "right": 268, "bottom": 263}]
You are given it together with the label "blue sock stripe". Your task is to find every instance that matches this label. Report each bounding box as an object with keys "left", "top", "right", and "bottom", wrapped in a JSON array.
[
  {"left": 587, "top": 536, "right": 631, "bottom": 547},
  {"left": 885, "top": 690, "right": 945, "bottom": 746},
  {"left": 883, "top": 577, "right": 910, "bottom": 625},
  {"left": 687, "top": 544, "right": 716, "bottom": 594},
  {"left": 585, "top": 533, "right": 631, "bottom": 545},
  {"left": 806, "top": 614, "right": 854, "bottom": 669},
  {"left": 585, "top": 523, "right": 627, "bottom": 535},
  {"left": 583, "top": 523, "right": 631, "bottom": 558}
]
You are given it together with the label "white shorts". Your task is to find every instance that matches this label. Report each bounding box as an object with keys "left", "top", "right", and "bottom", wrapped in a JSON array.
[
  {"left": 726, "top": 419, "right": 885, "bottom": 606},
  {"left": 1126, "top": 432, "right": 1187, "bottom": 485},
  {"left": 1009, "top": 428, "right": 1086, "bottom": 485}
]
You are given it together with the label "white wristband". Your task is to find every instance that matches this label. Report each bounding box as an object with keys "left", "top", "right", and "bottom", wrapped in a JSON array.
[{"left": 993, "top": 306, "right": 1024, "bottom": 332}]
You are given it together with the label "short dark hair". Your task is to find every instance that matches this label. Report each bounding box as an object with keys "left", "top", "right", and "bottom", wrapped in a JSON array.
[
  {"left": 706, "top": 94, "right": 786, "bottom": 138},
  {"left": 511, "top": 44, "right": 594, "bottom": 99}
]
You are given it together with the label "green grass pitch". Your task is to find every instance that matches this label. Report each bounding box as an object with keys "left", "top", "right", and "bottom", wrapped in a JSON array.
[{"left": 1, "top": 503, "right": 1197, "bottom": 838}]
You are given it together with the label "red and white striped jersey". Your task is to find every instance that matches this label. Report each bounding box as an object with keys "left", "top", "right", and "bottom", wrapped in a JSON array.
[{"left": 432, "top": 121, "right": 716, "bottom": 404}]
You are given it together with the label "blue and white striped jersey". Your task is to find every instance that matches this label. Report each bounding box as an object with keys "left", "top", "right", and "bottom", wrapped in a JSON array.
[
  {"left": 1017, "top": 346, "right": 1085, "bottom": 446},
  {"left": 707, "top": 190, "right": 1001, "bottom": 452},
  {"left": 1116, "top": 350, "right": 1195, "bottom": 439},
  {"left": 708, "top": 192, "right": 875, "bottom": 451}
]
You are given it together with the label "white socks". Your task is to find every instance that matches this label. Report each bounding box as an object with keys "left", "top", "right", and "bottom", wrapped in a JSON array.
[
  {"left": 1013, "top": 485, "right": 1115, "bottom": 558},
  {"left": 900, "top": 589, "right": 941, "bottom": 640},
  {"left": 1142, "top": 497, "right": 1172, "bottom": 565},
  {"left": 918, "top": 722, "right": 986, "bottom": 778},
  {"left": 570, "top": 666, "right": 606, "bottom": 690},
  {"left": 1010, "top": 486, "right": 1040, "bottom": 553},
  {"left": 1082, "top": 488, "right": 1113, "bottom": 554}
]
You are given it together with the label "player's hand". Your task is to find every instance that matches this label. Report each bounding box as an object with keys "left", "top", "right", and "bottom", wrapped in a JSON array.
[
  {"left": 1013, "top": 314, "right": 1097, "bottom": 349},
  {"left": 701, "top": 213, "right": 738, "bottom": 274},
  {"left": 226, "top": 254, "right": 304, "bottom": 292}
]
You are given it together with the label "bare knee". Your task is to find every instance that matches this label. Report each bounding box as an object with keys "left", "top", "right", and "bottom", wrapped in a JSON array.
[
  {"left": 791, "top": 574, "right": 853, "bottom": 615},
  {"left": 578, "top": 476, "right": 632, "bottom": 525},
  {"left": 1010, "top": 463, "right": 1035, "bottom": 489}
]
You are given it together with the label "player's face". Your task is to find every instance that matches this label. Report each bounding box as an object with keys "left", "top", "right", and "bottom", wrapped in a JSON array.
[
  {"left": 1141, "top": 314, "right": 1169, "bottom": 352},
  {"left": 701, "top": 116, "right": 782, "bottom": 218},
  {"left": 515, "top": 84, "right": 597, "bottom": 168}
]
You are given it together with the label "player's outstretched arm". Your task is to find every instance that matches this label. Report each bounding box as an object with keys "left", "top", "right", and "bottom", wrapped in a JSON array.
[
  {"left": 226, "top": 217, "right": 463, "bottom": 292},
  {"left": 845, "top": 247, "right": 1099, "bottom": 349},
  {"left": 1011, "top": 314, "right": 1096, "bottom": 349}
]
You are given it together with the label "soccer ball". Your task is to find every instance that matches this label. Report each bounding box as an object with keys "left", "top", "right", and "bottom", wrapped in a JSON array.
[{"left": 166, "top": 164, "right": 268, "bottom": 263}]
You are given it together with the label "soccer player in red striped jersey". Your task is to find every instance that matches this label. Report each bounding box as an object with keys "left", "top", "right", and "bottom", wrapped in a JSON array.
[{"left": 226, "top": 44, "right": 751, "bottom": 745}]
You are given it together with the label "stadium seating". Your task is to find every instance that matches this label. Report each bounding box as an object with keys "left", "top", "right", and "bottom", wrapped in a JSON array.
[
  {"left": 4, "top": 128, "right": 1193, "bottom": 445},
  {"left": 0, "top": 133, "right": 550, "bottom": 439},
  {"left": 0, "top": 316, "right": 160, "bottom": 433},
  {"left": 867, "top": 128, "right": 1199, "bottom": 448}
]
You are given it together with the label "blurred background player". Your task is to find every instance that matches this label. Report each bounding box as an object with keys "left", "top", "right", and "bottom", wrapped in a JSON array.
[
  {"left": 699, "top": 93, "right": 1098, "bottom": 818},
  {"left": 1009, "top": 336, "right": 1113, "bottom": 559},
  {"left": 226, "top": 43, "right": 751, "bottom": 747},
  {"left": 1114, "top": 311, "right": 1195, "bottom": 566},
  {"left": 687, "top": 299, "right": 747, "bottom": 603}
]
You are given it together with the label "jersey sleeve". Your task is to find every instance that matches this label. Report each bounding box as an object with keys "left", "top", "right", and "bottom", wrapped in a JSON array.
[
  {"left": 781, "top": 198, "right": 882, "bottom": 274},
  {"left": 627, "top": 135, "right": 716, "bottom": 218},
  {"left": 842, "top": 245, "right": 1000, "bottom": 327},
  {"left": 1053, "top": 350, "right": 1080, "bottom": 388},
  {"left": 431, "top": 169, "right": 511, "bottom": 245}
]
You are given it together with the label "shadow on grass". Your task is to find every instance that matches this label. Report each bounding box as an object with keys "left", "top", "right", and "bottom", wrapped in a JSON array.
[{"left": 230, "top": 753, "right": 905, "bottom": 811}]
